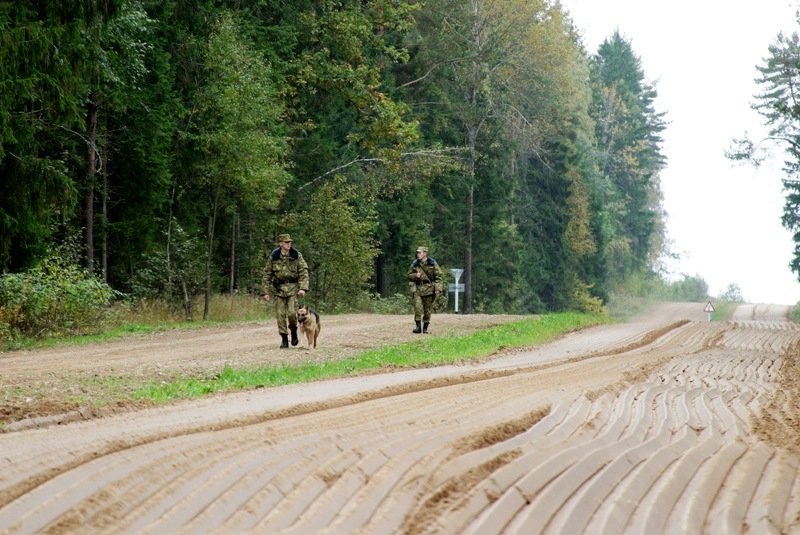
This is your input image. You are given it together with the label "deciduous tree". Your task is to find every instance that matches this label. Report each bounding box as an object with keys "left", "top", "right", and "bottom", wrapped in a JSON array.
[{"left": 192, "top": 13, "right": 291, "bottom": 319}]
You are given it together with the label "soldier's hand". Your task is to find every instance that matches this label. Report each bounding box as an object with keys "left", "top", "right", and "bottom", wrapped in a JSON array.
[
  {"left": 298, "top": 289, "right": 306, "bottom": 297},
  {"left": 260, "top": 293, "right": 270, "bottom": 302}
]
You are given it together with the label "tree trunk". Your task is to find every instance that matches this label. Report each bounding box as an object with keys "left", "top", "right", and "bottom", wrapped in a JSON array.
[
  {"left": 464, "top": 182, "right": 474, "bottom": 314},
  {"left": 248, "top": 215, "right": 255, "bottom": 295},
  {"left": 203, "top": 189, "right": 220, "bottom": 320},
  {"left": 509, "top": 150, "right": 516, "bottom": 226},
  {"left": 166, "top": 185, "right": 176, "bottom": 296},
  {"left": 463, "top": 117, "right": 478, "bottom": 315},
  {"left": 182, "top": 280, "right": 193, "bottom": 321},
  {"left": 461, "top": 1, "right": 484, "bottom": 315},
  {"left": 85, "top": 93, "right": 98, "bottom": 272},
  {"left": 375, "top": 254, "right": 388, "bottom": 297},
  {"left": 229, "top": 212, "right": 237, "bottom": 294},
  {"left": 100, "top": 114, "right": 108, "bottom": 283}
]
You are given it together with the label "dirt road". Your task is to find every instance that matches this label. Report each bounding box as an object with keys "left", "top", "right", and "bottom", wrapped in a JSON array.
[
  {"left": 0, "top": 314, "right": 521, "bottom": 425},
  {"left": 1, "top": 303, "right": 799, "bottom": 534}
]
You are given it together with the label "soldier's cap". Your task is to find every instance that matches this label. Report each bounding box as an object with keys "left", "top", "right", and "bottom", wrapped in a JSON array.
[
  {"left": 416, "top": 246, "right": 428, "bottom": 253},
  {"left": 278, "top": 233, "right": 292, "bottom": 242}
]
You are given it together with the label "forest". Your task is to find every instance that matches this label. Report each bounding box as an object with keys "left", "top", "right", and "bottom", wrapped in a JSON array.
[{"left": 0, "top": 0, "right": 677, "bottom": 331}]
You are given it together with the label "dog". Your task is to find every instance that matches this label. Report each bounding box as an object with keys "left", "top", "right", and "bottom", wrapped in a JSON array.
[{"left": 296, "top": 306, "right": 321, "bottom": 349}]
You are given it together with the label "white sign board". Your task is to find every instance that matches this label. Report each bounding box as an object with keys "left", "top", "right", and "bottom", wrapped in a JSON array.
[
  {"left": 448, "top": 283, "right": 464, "bottom": 292},
  {"left": 450, "top": 268, "right": 464, "bottom": 283}
]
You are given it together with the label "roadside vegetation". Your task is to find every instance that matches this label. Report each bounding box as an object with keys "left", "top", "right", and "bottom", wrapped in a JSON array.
[
  {"left": 791, "top": 303, "right": 800, "bottom": 322},
  {"left": 710, "top": 301, "right": 737, "bottom": 321}
]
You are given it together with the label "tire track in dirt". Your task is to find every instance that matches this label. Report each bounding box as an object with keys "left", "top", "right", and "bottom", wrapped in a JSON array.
[
  {"left": 0, "top": 314, "right": 689, "bottom": 507},
  {"left": 0, "top": 313, "right": 524, "bottom": 427},
  {"left": 413, "top": 311, "right": 800, "bottom": 534},
  {"left": 1, "top": 304, "right": 799, "bottom": 534}
]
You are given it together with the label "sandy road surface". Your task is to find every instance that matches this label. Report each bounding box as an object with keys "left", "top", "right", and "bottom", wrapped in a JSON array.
[
  {"left": 1, "top": 303, "right": 800, "bottom": 534},
  {"left": 0, "top": 314, "right": 520, "bottom": 425}
]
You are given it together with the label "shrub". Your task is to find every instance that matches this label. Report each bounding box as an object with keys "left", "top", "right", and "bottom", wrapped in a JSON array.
[
  {"left": 318, "top": 291, "right": 412, "bottom": 315},
  {"left": 792, "top": 302, "right": 800, "bottom": 322},
  {"left": 0, "top": 257, "right": 114, "bottom": 338},
  {"left": 372, "top": 293, "right": 415, "bottom": 314}
]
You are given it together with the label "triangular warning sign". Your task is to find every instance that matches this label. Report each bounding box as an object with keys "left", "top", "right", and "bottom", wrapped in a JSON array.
[{"left": 704, "top": 301, "right": 715, "bottom": 313}]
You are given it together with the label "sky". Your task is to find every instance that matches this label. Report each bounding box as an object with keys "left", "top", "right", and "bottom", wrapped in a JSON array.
[{"left": 560, "top": 0, "right": 800, "bottom": 305}]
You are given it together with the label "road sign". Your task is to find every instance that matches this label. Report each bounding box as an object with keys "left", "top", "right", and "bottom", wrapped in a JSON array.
[
  {"left": 449, "top": 269, "right": 464, "bottom": 313},
  {"left": 704, "top": 301, "right": 715, "bottom": 322}
]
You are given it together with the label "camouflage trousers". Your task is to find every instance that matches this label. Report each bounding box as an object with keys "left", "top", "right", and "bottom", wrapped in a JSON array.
[
  {"left": 413, "top": 293, "right": 435, "bottom": 323},
  {"left": 273, "top": 294, "right": 298, "bottom": 335}
]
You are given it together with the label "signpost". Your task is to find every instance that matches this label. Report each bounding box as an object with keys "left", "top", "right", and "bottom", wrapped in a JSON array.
[
  {"left": 449, "top": 268, "right": 464, "bottom": 313},
  {"left": 704, "top": 301, "right": 715, "bottom": 322}
]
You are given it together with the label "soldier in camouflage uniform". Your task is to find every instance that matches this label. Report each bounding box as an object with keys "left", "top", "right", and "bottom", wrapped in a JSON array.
[
  {"left": 262, "top": 234, "right": 310, "bottom": 348},
  {"left": 407, "top": 246, "right": 443, "bottom": 333}
]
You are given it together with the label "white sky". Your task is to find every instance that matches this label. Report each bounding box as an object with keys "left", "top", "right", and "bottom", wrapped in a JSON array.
[{"left": 560, "top": 0, "right": 800, "bottom": 305}]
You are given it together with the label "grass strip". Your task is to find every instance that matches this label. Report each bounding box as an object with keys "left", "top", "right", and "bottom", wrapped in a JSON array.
[
  {"left": 133, "top": 312, "right": 608, "bottom": 402},
  {"left": 710, "top": 301, "right": 735, "bottom": 321}
]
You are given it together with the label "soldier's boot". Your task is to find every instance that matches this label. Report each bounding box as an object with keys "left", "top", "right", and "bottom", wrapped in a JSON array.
[
  {"left": 412, "top": 321, "right": 422, "bottom": 334},
  {"left": 290, "top": 326, "right": 299, "bottom": 346},
  {"left": 280, "top": 333, "right": 289, "bottom": 348},
  {"left": 423, "top": 322, "right": 430, "bottom": 334}
]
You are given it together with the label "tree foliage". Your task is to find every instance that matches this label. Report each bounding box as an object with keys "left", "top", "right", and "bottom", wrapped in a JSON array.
[
  {"left": 589, "top": 31, "right": 666, "bottom": 281},
  {"left": 749, "top": 30, "right": 800, "bottom": 277},
  {"left": 0, "top": 0, "right": 672, "bottom": 327},
  {"left": 0, "top": 1, "right": 122, "bottom": 270},
  {"left": 286, "top": 178, "right": 380, "bottom": 310},
  {"left": 192, "top": 13, "right": 291, "bottom": 318}
]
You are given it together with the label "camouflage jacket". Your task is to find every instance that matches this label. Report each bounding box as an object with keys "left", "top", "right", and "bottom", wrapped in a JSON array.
[
  {"left": 263, "top": 247, "right": 309, "bottom": 298},
  {"left": 407, "top": 257, "right": 444, "bottom": 297}
]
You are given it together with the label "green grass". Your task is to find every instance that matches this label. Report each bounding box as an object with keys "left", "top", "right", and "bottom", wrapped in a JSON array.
[
  {"left": 710, "top": 301, "right": 735, "bottom": 321},
  {"left": 133, "top": 312, "right": 609, "bottom": 402}
]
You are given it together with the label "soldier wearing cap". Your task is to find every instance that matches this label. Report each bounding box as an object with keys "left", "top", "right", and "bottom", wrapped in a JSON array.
[
  {"left": 407, "top": 245, "right": 443, "bottom": 333},
  {"left": 262, "top": 233, "right": 309, "bottom": 348}
]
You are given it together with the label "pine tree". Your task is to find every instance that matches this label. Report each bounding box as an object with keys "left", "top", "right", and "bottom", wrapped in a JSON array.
[
  {"left": 751, "top": 31, "right": 800, "bottom": 276},
  {"left": 589, "top": 31, "right": 666, "bottom": 281}
]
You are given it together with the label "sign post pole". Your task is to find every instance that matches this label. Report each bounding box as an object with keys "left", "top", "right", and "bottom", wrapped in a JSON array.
[{"left": 449, "top": 269, "right": 464, "bottom": 313}]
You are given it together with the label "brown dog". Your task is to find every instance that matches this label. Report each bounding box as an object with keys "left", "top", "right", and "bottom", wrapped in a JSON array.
[{"left": 296, "top": 306, "right": 321, "bottom": 349}]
